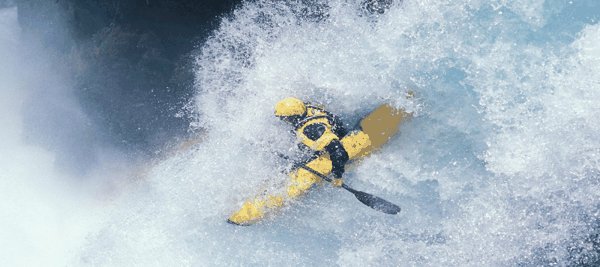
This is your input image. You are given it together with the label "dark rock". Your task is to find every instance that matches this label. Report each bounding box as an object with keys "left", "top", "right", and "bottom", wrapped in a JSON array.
[{"left": 15, "top": 0, "right": 242, "bottom": 154}]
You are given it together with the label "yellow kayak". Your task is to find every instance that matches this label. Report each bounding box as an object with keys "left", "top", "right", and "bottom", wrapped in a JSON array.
[{"left": 228, "top": 103, "right": 412, "bottom": 225}]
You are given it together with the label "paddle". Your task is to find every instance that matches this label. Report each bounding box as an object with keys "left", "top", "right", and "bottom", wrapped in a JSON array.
[{"left": 297, "top": 163, "right": 401, "bottom": 215}]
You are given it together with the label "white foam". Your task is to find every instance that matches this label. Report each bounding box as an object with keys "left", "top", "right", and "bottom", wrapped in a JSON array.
[{"left": 78, "top": 0, "right": 600, "bottom": 266}]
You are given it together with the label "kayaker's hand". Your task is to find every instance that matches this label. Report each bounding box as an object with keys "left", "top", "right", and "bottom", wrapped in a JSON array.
[{"left": 331, "top": 177, "right": 343, "bottom": 187}]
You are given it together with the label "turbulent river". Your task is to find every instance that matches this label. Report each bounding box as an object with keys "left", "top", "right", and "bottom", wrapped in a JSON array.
[{"left": 2, "top": 0, "right": 600, "bottom": 266}]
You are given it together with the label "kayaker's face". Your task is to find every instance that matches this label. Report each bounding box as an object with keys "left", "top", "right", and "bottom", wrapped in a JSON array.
[{"left": 279, "top": 114, "right": 303, "bottom": 126}]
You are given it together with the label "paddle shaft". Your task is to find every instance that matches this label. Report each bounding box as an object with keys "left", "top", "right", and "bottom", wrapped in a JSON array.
[
  {"left": 297, "top": 163, "right": 351, "bottom": 192},
  {"left": 298, "top": 163, "right": 401, "bottom": 215},
  {"left": 275, "top": 151, "right": 400, "bottom": 215}
]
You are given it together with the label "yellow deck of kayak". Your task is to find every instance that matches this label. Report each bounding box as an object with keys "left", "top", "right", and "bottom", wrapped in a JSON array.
[{"left": 228, "top": 103, "right": 412, "bottom": 225}]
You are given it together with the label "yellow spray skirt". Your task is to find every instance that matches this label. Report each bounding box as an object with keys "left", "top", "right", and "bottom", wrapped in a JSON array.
[{"left": 228, "top": 103, "right": 412, "bottom": 225}]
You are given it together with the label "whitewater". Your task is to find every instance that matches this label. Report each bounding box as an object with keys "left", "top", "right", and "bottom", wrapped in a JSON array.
[{"left": 2, "top": 0, "right": 600, "bottom": 266}]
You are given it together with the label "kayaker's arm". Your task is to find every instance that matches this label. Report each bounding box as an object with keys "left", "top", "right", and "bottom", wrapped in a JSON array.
[
  {"left": 301, "top": 121, "right": 349, "bottom": 184},
  {"left": 325, "top": 139, "right": 349, "bottom": 180}
]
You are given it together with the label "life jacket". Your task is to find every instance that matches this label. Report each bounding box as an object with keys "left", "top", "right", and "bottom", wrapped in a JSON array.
[{"left": 293, "top": 104, "right": 340, "bottom": 151}]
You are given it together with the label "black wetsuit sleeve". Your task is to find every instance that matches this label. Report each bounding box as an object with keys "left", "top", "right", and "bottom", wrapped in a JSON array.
[{"left": 325, "top": 139, "right": 349, "bottom": 179}]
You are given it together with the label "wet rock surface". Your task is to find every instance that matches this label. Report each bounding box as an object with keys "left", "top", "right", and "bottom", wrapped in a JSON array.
[{"left": 14, "top": 0, "right": 242, "bottom": 153}]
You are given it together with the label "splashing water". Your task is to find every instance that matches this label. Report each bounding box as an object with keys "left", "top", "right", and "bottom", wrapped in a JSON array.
[{"left": 35, "top": 0, "right": 599, "bottom": 265}]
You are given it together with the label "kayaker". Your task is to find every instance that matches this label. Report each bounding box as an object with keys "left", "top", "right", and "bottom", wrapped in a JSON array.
[{"left": 274, "top": 97, "right": 349, "bottom": 186}]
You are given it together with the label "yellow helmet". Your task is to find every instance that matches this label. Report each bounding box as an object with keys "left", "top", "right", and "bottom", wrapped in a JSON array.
[{"left": 275, "top": 97, "right": 306, "bottom": 117}]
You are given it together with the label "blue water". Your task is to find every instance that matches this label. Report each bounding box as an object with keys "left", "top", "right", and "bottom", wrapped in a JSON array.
[{"left": 2, "top": 0, "right": 600, "bottom": 266}]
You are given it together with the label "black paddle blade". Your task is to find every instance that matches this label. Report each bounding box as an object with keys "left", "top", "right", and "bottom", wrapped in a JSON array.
[
  {"left": 297, "top": 164, "right": 402, "bottom": 215},
  {"left": 353, "top": 190, "right": 401, "bottom": 215}
]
